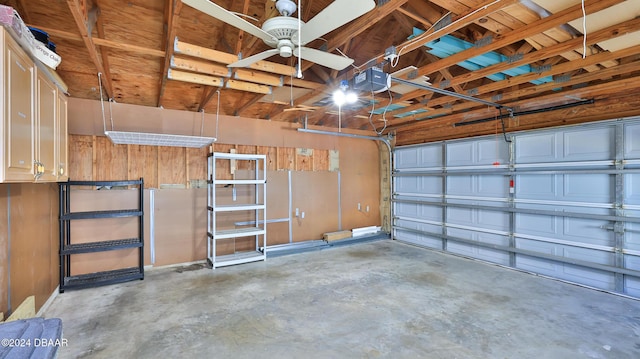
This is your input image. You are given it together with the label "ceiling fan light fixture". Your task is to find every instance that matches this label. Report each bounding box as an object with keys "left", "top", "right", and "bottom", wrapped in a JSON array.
[
  {"left": 279, "top": 45, "right": 293, "bottom": 57},
  {"left": 276, "top": 0, "right": 297, "bottom": 16}
]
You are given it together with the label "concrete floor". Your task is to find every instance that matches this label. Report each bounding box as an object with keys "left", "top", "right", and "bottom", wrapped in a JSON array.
[{"left": 45, "top": 240, "right": 640, "bottom": 359}]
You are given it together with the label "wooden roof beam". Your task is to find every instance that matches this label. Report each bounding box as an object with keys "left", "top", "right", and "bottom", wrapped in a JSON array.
[
  {"left": 414, "top": 0, "right": 624, "bottom": 79},
  {"left": 93, "top": 1, "right": 114, "bottom": 99},
  {"left": 350, "top": 0, "right": 625, "bottom": 120},
  {"left": 24, "top": 25, "right": 166, "bottom": 57},
  {"left": 158, "top": 0, "right": 182, "bottom": 107},
  {"left": 174, "top": 40, "right": 295, "bottom": 76},
  {"left": 384, "top": 60, "right": 640, "bottom": 131},
  {"left": 66, "top": 0, "right": 113, "bottom": 98},
  {"left": 384, "top": 15, "right": 640, "bottom": 118},
  {"left": 393, "top": 74, "right": 640, "bottom": 142}
]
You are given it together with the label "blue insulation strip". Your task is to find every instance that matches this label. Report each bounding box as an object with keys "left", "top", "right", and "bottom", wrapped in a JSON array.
[{"left": 415, "top": 28, "right": 552, "bottom": 85}]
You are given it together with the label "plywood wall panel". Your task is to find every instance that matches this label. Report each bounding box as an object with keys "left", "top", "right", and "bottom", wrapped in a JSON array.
[
  {"left": 186, "top": 147, "right": 208, "bottom": 182},
  {"left": 257, "top": 146, "right": 277, "bottom": 171},
  {"left": 295, "top": 149, "right": 313, "bottom": 171},
  {"left": 212, "top": 143, "right": 234, "bottom": 180},
  {"left": 158, "top": 146, "right": 186, "bottom": 186},
  {"left": 277, "top": 147, "right": 295, "bottom": 170},
  {"left": 313, "top": 149, "right": 330, "bottom": 171},
  {"left": 127, "top": 145, "right": 158, "bottom": 189},
  {"left": 94, "top": 136, "right": 128, "bottom": 181},
  {"left": 69, "top": 134, "right": 94, "bottom": 181}
]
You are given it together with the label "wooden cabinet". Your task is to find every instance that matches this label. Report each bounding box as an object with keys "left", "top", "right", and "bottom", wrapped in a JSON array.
[
  {"left": 36, "top": 69, "right": 57, "bottom": 182},
  {"left": 57, "top": 92, "right": 68, "bottom": 181},
  {"left": 2, "top": 30, "right": 36, "bottom": 182},
  {"left": 1, "top": 28, "right": 68, "bottom": 183}
]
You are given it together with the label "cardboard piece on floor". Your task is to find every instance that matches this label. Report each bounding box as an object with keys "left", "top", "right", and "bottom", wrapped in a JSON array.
[
  {"left": 323, "top": 230, "right": 352, "bottom": 242},
  {"left": 7, "top": 295, "right": 35, "bottom": 322}
]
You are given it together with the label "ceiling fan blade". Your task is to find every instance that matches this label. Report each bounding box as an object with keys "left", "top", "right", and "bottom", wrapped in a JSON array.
[
  {"left": 228, "top": 49, "right": 280, "bottom": 68},
  {"left": 182, "top": 0, "right": 277, "bottom": 44},
  {"left": 294, "top": 47, "right": 354, "bottom": 70},
  {"left": 291, "top": 0, "right": 375, "bottom": 46}
]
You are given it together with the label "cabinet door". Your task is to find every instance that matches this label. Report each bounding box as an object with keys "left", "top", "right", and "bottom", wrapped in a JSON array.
[
  {"left": 4, "top": 36, "right": 35, "bottom": 181},
  {"left": 36, "top": 70, "right": 57, "bottom": 181},
  {"left": 57, "top": 92, "right": 68, "bottom": 181}
]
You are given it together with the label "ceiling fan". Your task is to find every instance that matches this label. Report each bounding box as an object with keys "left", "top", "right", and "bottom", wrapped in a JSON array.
[{"left": 182, "top": 0, "right": 375, "bottom": 71}]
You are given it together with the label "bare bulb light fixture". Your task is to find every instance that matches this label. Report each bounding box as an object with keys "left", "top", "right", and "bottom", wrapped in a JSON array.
[{"left": 333, "top": 80, "right": 358, "bottom": 132}]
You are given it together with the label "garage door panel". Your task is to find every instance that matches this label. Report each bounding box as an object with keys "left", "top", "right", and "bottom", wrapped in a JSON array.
[
  {"left": 628, "top": 228, "right": 640, "bottom": 251},
  {"left": 562, "top": 217, "right": 613, "bottom": 246},
  {"left": 516, "top": 213, "right": 558, "bottom": 236},
  {"left": 625, "top": 276, "right": 640, "bottom": 297},
  {"left": 563, "top": 174, "right": 612, "bottom": 203},
  {"left": 477, "top": 175, "right": 509, "bottom": 198},
  {"left": 447, "top": 207, "right": 474, "bottom": 225},
  {"left": 626, "top": 254, "right": 640, "bottom": 271},
  {"left": 477, "top": 209, "right": 509, "bottom": 231},
  {"left": 624, "top": 122, "right": 640, "bottom": 159},
  {"left": 446, "top": 227, "right": 476, "bottom": 256},
  {"left": 562, "top": 246, "right": 615, "bottom": 266},
  {"left": 447, "top": 175, "right": 474, "bottom": 195},
  {"left": 560, "top": 264, "right": 615, "bottom": 291},
  {"left": 446, "top": 142, "right": 474, "bottom": 166},
  {"left": 420, "top": 204, "right": 442, "bottom": 221},
  {"left": 478, "top": 139, "right": 509, "bottom": 165},
  {"left": 395, "top": 148, "right": 419, "bottom": 169},
  {"left": 516, "top": 174, "right": 557, "bottom": 199},
  {"left": 396, "top": 177, "right": 419, "bottom": 193},
  {"left": 445, "top": 228, "right": 510, "bottom": 264},
  {"left": 625, "top": 174, "right": 640, "bottom": 204},
  {"left": 419, "top": 145, "right": 442, "bottom": 167},
  {"left": 394, "top": 220, "right": 443, "bottom": 249},
  {"left": 396, "top": 202, "right": 418, "bottom": 217},
  {"left": 516, "top": 133, "right": 557, "bottom": 163},
  {"left": 562, "top": 127, "right": 614, "bottom": 161},
  {"left": 421, "top": 176, "right": 443, "bottom": 194}
]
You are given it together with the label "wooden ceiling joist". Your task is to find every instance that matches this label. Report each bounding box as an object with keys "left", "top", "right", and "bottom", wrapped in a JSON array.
[
  {"left": 383, "top": 15, "right": 640, "bottom": 119},
  {"left": 167, "top": 68, "right": 223, "bottom": 87},
  {"left": 174, "top": 39, "right": 295, "bottom": 77},
  {"left": 383, "top": 53, "right": 640, "bottom": 132},
  {"left": 24, "top": 25, "right": 166, "bottom": 57},
  {"left": 158, "top": 0, "right": 183, "bottom": 107}
]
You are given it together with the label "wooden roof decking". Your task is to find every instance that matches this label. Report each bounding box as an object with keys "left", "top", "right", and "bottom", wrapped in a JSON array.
[{"left": 2, "top": 0, "right": 639, "bottom": 145}]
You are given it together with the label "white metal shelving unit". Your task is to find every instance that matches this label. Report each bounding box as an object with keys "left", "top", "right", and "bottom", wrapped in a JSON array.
[{"left": 207, "top": 152, "right": 266, "bottom": 268}]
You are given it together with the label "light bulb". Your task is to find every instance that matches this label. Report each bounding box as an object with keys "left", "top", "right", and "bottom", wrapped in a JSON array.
[
  {"left": 333, "top": 90, "right": 346, "bottom": 106},
  {"left": 345, "top": 91, "right": 358, "bottom": 104}
]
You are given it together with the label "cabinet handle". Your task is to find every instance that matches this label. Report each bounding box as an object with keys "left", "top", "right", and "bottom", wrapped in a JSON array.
[
  {"left": 15, "top": 60, "right": 26, "bottom": 72},
  {"left": 18, "top": 111, "right": 26, "bottom": 119}
]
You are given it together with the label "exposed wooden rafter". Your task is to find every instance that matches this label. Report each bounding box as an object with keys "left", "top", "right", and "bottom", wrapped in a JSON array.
[
  {"left": 66, "top": 0, "right": 114, "bottom": 98},
  {"left": 158, "top": 0, "right": 183, "bottom": 107}
]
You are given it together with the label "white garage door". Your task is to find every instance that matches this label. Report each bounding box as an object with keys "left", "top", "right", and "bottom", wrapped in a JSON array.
[{"left": 393, "top": 117, "right": 640, "bottom": 298}]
